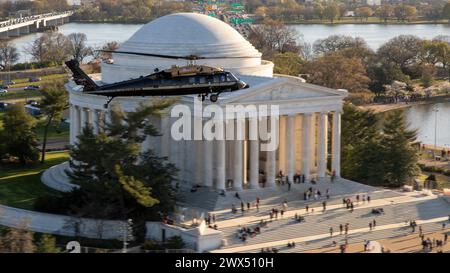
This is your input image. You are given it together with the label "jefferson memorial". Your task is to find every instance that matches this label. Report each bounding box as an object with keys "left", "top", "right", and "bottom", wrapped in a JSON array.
[{"left": 43, "top": 13, "right": 347, "bottom": 194}]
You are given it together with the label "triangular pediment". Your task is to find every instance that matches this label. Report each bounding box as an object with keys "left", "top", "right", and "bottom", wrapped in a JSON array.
[{"left": 223, "top": 77, "right": 346, "bottom": 104}]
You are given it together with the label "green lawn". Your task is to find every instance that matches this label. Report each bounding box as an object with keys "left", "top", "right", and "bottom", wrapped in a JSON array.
[
  {"left": 0, "top": 73, "right": 68, "bottom": 88},
  {"left": 0, "top": 152, "right": 68, "bottom": 210},
  {"left": 35, "top": 118, "right": 70, "bottom": 141},
  {"left": 0, "top": 111, "right": 70, "bottom": 142},
  {"left": 0, "top": 89, "right": 42, "bottom": 100}
]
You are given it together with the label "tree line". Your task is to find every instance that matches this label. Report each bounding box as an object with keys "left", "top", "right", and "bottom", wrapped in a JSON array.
[
  {"left": 248, "top": 0, "right": 450, "bottom": 23},
  {"left": 249, "top": 19, "right": 450, "bottom": 105}
]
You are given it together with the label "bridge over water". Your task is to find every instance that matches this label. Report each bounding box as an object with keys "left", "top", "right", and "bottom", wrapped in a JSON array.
[{"left": 0, "top": 11, "right": 73, "bottom": 39}]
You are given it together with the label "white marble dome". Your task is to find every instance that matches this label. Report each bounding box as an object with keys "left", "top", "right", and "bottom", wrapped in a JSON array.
[{"left": 101, "top": 13, "right": 273, "bottom": 83}]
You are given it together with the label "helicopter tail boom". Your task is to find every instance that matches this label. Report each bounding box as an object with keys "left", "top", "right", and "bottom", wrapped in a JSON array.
[{"left": 65, "top": 59, "right": 99, "bottom": 91}]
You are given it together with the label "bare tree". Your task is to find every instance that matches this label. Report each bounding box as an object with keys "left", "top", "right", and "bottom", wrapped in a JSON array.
[
  {"left": 94, "top": 41, "right": 121, "bottom": 61},
  {"left": 26, "top": 32, "right": 70, "bottom": 64},
  {"left": 67, "top": 33, "right": 93, "bottom": 63},
  {"left": 0, "top": 41, "right": 19, "bottom": 69}
]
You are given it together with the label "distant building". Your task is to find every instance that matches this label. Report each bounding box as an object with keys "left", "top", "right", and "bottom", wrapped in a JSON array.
[{"left": 366, "top": 0, "right": 382, "bottom": 6}]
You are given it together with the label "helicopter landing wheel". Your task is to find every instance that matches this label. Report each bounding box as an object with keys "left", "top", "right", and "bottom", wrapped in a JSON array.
[
  {"left": 210, "top": 94, "right": 219, "bottom": 103},
  {"left": 201, "top": 94, "right": 207, "bottom": 101}
]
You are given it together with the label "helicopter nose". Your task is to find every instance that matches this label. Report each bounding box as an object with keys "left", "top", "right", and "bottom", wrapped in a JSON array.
[{"left": 239, "top": 80, "right": 249, "bottom": 89}]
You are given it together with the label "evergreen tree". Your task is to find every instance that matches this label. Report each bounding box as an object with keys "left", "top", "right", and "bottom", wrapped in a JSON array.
[
  {"left": 63, "top": 100, "right": 177, "bottom": 241},
  {"left": 341, "top": 103, "right": 384, "bottom": 184},
  {"left": 0, "top": 104, "right": 39, "bottom": 165},
  {"left": 380, "top": 110, "right": 419, "bottom": 187},
  {"left": 35, "top": 234, "right": 60, "bottom": 253}
]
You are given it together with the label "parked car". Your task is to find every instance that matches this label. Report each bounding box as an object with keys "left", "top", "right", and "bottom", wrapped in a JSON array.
[
  {"left": 0, "top": 102, "right": 10, "bottom": 109},
  {"left": 24, "top": 85, "right": 40, "bottom": 90},
  {"left": 28, "top": 77, "right": 41, "bottom": 82},
  {"left": 0, "top": 85, "right": 8, "bottom": 89},
  {"left": 0, "top": 89, "right": 8, "bottom": 95},
  {"left": 27, "top": 100, "right": 39, "bottom": 106},
  {"left": 4, "top": 81, "right": 15, "bottom": 85}
]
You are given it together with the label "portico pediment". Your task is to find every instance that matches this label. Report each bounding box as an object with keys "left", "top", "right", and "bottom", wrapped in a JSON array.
[{"left": 224, "top": 77, "right": 347, "bottom": 104}]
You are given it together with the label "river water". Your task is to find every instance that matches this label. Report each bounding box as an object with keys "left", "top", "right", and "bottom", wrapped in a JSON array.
[
  {"left": 8, "top": 22, "right": 450, "bottom": 145},
  {"left": 10, "top": 22, "right": 450, "bottom": 63}
]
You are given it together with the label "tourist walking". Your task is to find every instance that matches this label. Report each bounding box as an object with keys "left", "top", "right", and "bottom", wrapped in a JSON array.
[
  {"left": 322, "top": 201, "right": 327, "bottom": 212},
  {"left": 373, "top": 219, "right": 376, "bottom": 229},
  {"left": 305, "top": 205, "right": 309, "bottom": 213},
  {"left": 339, "top": 224, "right": 343, "bottom": 235},
  {"left": 330, "top": 227, "right": 333, "bottom": 237},
  {"left": 367, "top": 195, "right": 371, "bottom": 203},
  {"left": 369, "top": 222, "right": 373, "bottom": 231},
  {"left": 345, "top": 223, "right": 349, "bottom": 235}
]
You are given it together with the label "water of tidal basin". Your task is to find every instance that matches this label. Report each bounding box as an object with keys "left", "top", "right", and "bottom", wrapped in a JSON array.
[
  {"left": 9, "top": 22, "right": 450, "bottom": 63},
  {"left": 404, "top": 102, "right": 450, "bottom": 148}
]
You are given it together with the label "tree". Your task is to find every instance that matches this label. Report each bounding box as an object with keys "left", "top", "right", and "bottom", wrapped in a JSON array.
[
  {"left": 442, "top": 2, "right": 450, "bottom": 23},
  {"left": 27, "top": 32, "right": 70, "bottom": 64},
  {"left": 273, "top": 52, "right": 304, "bottom": 76},
  {"left": 0, "top": 104, "right": 39, "bottom": 165},
  {"left": 95, "top": 41, "right": 120, "bottom": 60},
  {"left": 67, "top": 33, "right": 93, "bottom": 63},
  {"left": 0, "top": 222, "right": 35, "bottom": 253},
  {"left": 380, "top": 110, "right": 419, "bottom": 187},
  {"left": 51, "top": 100, "right": 179, "bottom": 241},
  {"left": 248, "top": 19, "right": 301, "bottom": 59},
  {"left": 394, "top": 4, "right": 417, "bottom": 22},
  {"left": 377, "top": 35, "right": 423, "bottom": 74},
  {"left": 341, "top": 103, "right": 385, "bottom": 185},
  {"left": 302, "top": 53, "right": 370, "bottom": 93},
  {"left": 0, "top": 41, "right": 19, "bottom": 70},
  {"left": 355, "top": 7, "right": 373, "bottom": 21},
  {"left": 39, "top": 82, "right": 69, "bottom": 163},
  {"left": 313, "top": 35, "right": 368, "bottom": 55},
  {"left": 375, "top": 4, "right": 394, "bottom": 23},
  {"left": 420, "top": 40, "right": 450, "bottom": 69},
  {"left": 35, "top": 234, "right": 60, "bottom": 253},
  {"left": 323, "top": 1, "right": 340, "bottom": 23}
]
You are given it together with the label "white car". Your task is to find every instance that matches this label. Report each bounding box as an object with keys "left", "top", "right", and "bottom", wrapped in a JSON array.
[{"left": 0, "top": 89, "right": 8, "bottom": 95}]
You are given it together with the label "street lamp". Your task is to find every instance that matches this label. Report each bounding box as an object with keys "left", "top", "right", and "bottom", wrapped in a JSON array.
[
  {"left": 433, "top": 105, "right": 439, "bottom": 164},
  {"left": 120, "top": 218, "right": 134, "bottom": 253}
]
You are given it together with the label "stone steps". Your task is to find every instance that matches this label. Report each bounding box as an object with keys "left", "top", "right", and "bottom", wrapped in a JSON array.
[{"left": 218, "top": 198, "right": 450, "bottom": 250}]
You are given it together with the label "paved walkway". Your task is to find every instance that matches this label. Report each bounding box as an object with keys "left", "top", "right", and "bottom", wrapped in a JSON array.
[
  {"left": 210, "top": 189, "right": 450, "bottom": 253},
  {"left": 212, "top": 216, "right": 449, "bottom": 253}
]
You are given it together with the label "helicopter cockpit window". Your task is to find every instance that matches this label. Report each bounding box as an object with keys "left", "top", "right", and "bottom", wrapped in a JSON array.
[
  {"left": 219, "top": 75, "right": 226, "bottom": 82},
  {"left": 188, "top": 77, "right": 195, "bottom": 84},
  {"left": 213, "top": 75, "right": 220, "bottom": 83},
  {"left": 199, "top": 77, "right": 206, "bottom": 84}
]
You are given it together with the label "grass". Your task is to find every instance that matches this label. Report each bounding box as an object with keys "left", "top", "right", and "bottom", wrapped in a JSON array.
[
  {"left": 0, "top": 112, "right": 70, "bottom": 142},
  {"left": 0, "top": 151, "right": 68, "bottom": 210},
  {"left": 0, "top": 89, "right": 42, "bottom": 100},
  {"left": 35, "top": 118, "right": 70, "bottom": 141},
  {"left": 0, "top": 73, "right": 68, "bottom": 88}
]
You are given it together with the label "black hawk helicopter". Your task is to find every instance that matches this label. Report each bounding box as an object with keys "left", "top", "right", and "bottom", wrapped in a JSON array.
[{"left": 65, "top": 50, "right": 254, "bottom": 108}]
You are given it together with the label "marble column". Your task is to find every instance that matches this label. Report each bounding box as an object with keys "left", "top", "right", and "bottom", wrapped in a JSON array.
[
  {"left": 69, "top": 104, "right": 76, "bottom": 145},
  {"left": 302, "top": 113, "right": 312, "bottom": 180},
  {"left": 234, "top": 118, "right": 244, "bottom": 191},
  {"left": 318, "top": 112, "right": 328, "bottom": 178},
  {"left": 286, "top": 115, "right": 295, "bottom": 182},
  {"left": 332, "top": 111, "right": 341, "bottom": 177},
  {"left": 160, "top": 115, "right": 170, "bottom": 158},
  {"left": 74, "top": 106, "right": 81, "bottom": 141},
  {"left": 265, "top": 117, "right": 276, "bottom": 187},
  {"left": 249, "top": 117, "right": 259, "bottom": 189},
  {"left": 204, "top": 138, "right": 213, "bottom": 187},
  {"left": 216, "top": 120, "right": 226, "bottom": 191},
  {"left": 92, "top": 109, "right": 99, "bottom": 135}
]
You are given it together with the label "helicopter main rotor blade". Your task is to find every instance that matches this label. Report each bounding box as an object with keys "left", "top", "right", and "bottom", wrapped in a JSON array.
[{"left": 98, "top": 50, "right": 260, "bottom": 60}]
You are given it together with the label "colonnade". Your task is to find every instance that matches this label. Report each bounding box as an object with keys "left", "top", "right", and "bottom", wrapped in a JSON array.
[{"left": 70, "top": 104, "right": 341, "bottom": 191}]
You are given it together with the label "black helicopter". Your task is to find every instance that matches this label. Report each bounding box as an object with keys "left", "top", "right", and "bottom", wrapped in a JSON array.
[{"left": 65, "top": 51, "right": 254, "bottom": 108}]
